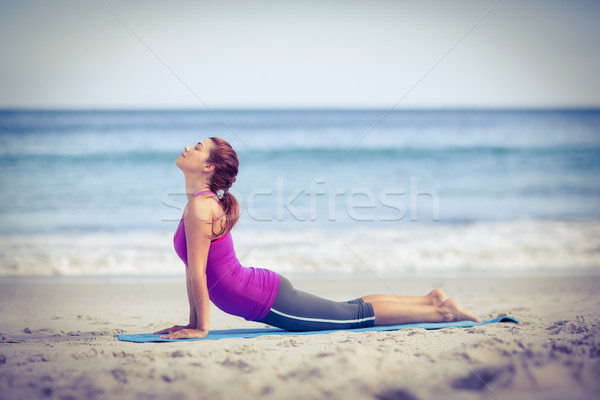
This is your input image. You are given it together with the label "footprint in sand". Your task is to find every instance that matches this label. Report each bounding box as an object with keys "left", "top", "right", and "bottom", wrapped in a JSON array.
[{"left": 451, "top": 364, "right": 516, "bottom": 390}]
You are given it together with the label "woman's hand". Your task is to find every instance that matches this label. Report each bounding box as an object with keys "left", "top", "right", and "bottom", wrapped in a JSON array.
[
  {"left": 160, "top": 328, "right": 209, "bottom": 339},
  {"left": 153, "top": 325, "right": 190, "bottom": 335}
]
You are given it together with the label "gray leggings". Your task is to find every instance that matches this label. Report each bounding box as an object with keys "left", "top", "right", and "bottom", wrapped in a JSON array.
[{"left": 258, "top": 276, "right": 376, "bottom": 331}]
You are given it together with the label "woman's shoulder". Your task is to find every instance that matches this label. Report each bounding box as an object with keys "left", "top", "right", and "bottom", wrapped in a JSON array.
[{"left": 184, "top": 193, "right": 223, "bottom": 222}]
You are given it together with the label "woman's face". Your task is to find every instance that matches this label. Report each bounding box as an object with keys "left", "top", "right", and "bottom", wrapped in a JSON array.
[{"left": 175, "top": 138, "right": 215, "bottom": 173}]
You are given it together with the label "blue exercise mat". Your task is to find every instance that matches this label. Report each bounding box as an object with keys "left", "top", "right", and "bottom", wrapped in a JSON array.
[{"left": 115, "top": 316, "right": 518, "bottom": 342}]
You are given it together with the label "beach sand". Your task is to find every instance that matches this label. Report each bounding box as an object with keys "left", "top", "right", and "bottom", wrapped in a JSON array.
[{"left": 1, "top": 274, "right": 599, "bottom": 400}]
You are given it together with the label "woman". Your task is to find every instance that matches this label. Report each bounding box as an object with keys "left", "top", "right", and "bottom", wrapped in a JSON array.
[{"left": 156, "top": 137, "right": 481, "bottom": 339}]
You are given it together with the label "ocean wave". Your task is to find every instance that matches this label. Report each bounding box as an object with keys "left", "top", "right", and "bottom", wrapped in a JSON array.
[
  {"left": 1, "top": 146, "right": 598, "bottom": 167},
  {"left": 1, "top": 109, "right": 599, "bottom": 157},
  {"left": 1, "top": 220, "right": 598, "bottom": 277}
]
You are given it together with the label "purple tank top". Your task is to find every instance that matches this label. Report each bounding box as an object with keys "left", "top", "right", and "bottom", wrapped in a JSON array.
[{"left": 173, "top": 193, "right": 279, "bottom": 322}]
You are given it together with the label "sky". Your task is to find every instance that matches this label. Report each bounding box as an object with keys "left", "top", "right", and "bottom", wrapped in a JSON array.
[{"left": 0, "top": 0, "right": 599, "bottom": 109}]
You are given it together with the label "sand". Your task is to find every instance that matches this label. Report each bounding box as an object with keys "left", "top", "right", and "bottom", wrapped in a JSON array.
[{"left": 1, "top": 274, "right": 599, "bottom": 400}]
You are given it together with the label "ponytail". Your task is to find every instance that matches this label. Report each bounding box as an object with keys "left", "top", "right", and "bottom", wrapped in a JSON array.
[
  {"left": 207, "top": 137, "right": 240, "bottom": 237},
  {"left": 214, "top": 190, "right": 239, "bottom": 237}
]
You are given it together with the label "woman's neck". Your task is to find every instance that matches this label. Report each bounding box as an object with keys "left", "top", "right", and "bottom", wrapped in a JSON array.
[{"left": 183, "top": 174, "right": 211, "bottom": 202}]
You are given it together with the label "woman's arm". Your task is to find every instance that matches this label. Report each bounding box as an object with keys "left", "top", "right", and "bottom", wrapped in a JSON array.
[
  {"left": 153, "top": 267, "right": 200, "bottom": 335},
  {"left": 185, "top": 267, "right": 198, "bottom": 327},
  {"left": 160, "top": 196, "right": 213, "bottom": 339}
]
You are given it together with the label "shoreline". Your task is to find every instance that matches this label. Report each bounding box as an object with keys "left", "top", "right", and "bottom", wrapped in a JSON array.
[
  {"left": 1, "top": 266, "right": 599, "bottom": 283},
  {"left": 3, "top": 219, "right": 599, "bottom": 277}
]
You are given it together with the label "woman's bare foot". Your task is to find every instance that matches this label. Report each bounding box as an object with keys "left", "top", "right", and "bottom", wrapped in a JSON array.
[
  {"left": 440, "top": 299, "right": 482, "bottom": 323},
  {"left": 428, "top": 288, "right": 448, "bottom": 306}
]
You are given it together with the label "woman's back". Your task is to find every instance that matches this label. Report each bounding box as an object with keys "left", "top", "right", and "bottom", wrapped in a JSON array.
[{"left": 173, "top": 202, "right": 280, "bottom": 322}]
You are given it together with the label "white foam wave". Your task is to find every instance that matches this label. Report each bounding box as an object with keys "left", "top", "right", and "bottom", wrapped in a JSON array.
[
  {"left": 1, "top": 220, "right": 599, "bottom": 277},
  {"left": 238, "top": 220, "right": 600, "bottom": 275},
  {"left": 0, "top": 231, "right": 180, "bottom": 277}
]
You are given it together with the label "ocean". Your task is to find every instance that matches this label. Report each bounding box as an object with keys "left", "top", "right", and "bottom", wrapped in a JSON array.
[{"left": 1, "top": 109, "right": 599, "bottom": 277}]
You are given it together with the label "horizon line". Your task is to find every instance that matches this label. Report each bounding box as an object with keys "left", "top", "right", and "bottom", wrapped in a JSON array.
[{"left": 1, "top": 105, "right": 600, "bottom": 112}]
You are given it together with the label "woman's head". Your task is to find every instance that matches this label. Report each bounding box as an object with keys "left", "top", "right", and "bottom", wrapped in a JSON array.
[
  {"left": 176, "top": 137, "right": 240, "bottom": 235},
  {"left": 175, "top": 137, "right": 238, "bottom": 187}
]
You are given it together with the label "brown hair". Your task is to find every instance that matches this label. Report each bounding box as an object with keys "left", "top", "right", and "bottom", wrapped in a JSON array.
[{"left": 207, "top": 137, "right": 240, "bottom": 236}]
